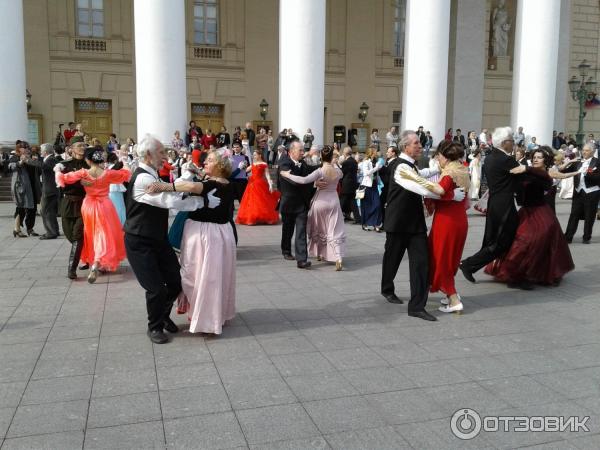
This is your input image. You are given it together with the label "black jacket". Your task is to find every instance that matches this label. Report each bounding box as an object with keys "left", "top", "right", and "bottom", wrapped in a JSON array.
[
  {"left": 277, "top": 156, "right": 318, "bottom": 214},
  {"left": 340, "top": 157, "right": 359, "bottom": 194},
  {"left": 41, "top": 155, "right": 59, "bottom": 197}
]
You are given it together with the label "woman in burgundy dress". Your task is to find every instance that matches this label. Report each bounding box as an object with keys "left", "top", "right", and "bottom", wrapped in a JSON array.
[
  {"left": 485, "top": 147, "right": 576, "bottom": 287},
  {"left": 398, "top": 141, "right": 469, "bottom": 313}
]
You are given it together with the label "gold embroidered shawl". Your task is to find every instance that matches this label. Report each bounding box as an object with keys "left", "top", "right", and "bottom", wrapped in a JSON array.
[{"left": 441, "top": 160, "right": 470, "bottom": 192}]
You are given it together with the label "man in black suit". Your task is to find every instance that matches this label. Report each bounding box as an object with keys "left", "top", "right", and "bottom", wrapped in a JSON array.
[
  {"left": 564, "top": 143, "right": 600, "bottom": 244},
  {"left": 454, "top": 129, "right": 466, "bottom": 148},
  {"left": 460, "top": 127, "right": 530, "bottom": 287},
  {"left": 381, "top": 130, "right": 464, "bottom": 321},
  {"left": 277, "top": 141, "right": 322, "bottom": 268},
  {"left": 339, "top": 147, "right": 361, "bottom": 223},
  {"left": 39, "top": 143, "right": 60, "bottom": 239},
  {"left": 379, "top": 146, "right": 401, "bottom": 226}
]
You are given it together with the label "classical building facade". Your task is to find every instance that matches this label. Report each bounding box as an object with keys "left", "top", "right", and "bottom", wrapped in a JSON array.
[{"left": 1, "top": 0, "right": 599, "bottom": 148}]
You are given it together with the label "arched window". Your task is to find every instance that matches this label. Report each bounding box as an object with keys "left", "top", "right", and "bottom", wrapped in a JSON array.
[
  {"left": 193, "top": 0, "right": 219, "bottom": 45},
  {"left": 76, "top": 0, "right": 104, "bottom": 38}
]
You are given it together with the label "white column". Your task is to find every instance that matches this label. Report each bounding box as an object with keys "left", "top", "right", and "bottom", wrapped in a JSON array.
[
  {"left": 401, "top": 0, "right": 451, "bottom": 143},
  {"left": 279, "top": 0, "right": 326, "bottom": 145},
  {"left": 449, "top": 0, "right": 486, "bottom": 133},
  {"left": 134, "top": 0, "right": 187, "bottom": 145},
  {"left": 554, "top": 0, "right": 571, "bottom": 133},
  {"left": 511, "top": 0, "right": 561, "bottom": 146},
  {"left": 0, "top": 0, "right": 28, "bottom": 146}
]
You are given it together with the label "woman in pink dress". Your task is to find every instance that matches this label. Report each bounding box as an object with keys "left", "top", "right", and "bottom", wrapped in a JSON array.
[
  {"left": 55, "top": 146, "right": 130, "bottom": 283},
  {"left": 280, "top": 146, "right": 346, "bottom": 270},
  {"left": 147, "top": 150, "right": 236, "bottom": 335}
]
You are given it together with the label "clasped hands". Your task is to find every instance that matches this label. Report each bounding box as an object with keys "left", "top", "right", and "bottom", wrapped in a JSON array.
[{"left": 145, "top": 182, "right": 221, "bottom": 209}]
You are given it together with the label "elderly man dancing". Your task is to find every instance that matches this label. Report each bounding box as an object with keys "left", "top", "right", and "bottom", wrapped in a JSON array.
[{"left": 124, "top": 135, "right": 220, "bottom": 344}]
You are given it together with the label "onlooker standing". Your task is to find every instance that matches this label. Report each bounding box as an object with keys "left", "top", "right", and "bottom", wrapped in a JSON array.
[
  {"left": 358, "top": 148, "right": 383, "bottom": 232},
  {"left": 371, "top": 129, "right": 381, "bottom": 152},
  {"left": 171, "top": 131, "right": 184, "bottom": 152},
  {"left": 266, "top": 129, "right": 275, "bottom": 166},
  {"left": 186, "top": 121, "right": 203, "bottom": 145},
  {"left": 255, "top": 127, "right": 269, "bottom": 162},
  {"left": 200, "top": 129, "right": 217, "bottom": 150},
  {"left": 106, "top": 133, "right": 119, "bottom": 153},
  {"left": 217, "top": 126, "right": 231, "bottom": 147},
  {"left": 453, "top": 129, "right": 466, "bottom": 148},
  {"left": 64, "top": 122, "right": 77, "bottom": 144},
  {"left": 339, "top": 146, "right": 361, "bottom": 224},
  {"left": 39, "top": 143, "right": 60, "bottom": 239},
  {"left": 386, "top": 126, "right": 399, "bottom": 148},
  {"left": 244, "top": 122, "right": 256, "bottom": 153},
  {"left": 513, "top": 126, "right": 525, "bottom": 146},
  {"left": 303, "top": 128, "right": 314, "bottom": 151}
]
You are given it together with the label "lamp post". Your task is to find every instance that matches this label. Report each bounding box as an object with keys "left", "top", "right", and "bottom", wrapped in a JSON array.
[
  {"left": 358, "top": 102, "right": 369, "bottom": 122},
  {"left": 569, "top": 60, "right": 597, "bottom": 148},
  {"left": 259, "top": 99, "right": 269, "bottom": 120}
]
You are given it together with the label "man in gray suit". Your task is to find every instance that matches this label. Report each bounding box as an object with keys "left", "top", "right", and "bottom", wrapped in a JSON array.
[{"left": 39, "top": 143, "right": 60, "bottom": 239}]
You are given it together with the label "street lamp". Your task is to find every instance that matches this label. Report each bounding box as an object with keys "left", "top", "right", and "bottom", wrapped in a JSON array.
[
  {"left": 569, "top": 60, "right": 597, "bottom": 147},
  {"left": 358, "top": 102, "right": 369, "bottom": 122},
  {"left": 259, "top": 99, "right": 269, "bottom": 120}
]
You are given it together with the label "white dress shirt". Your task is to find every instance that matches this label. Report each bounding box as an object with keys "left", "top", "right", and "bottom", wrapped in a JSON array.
[
  {"left": 132, "top": 162, "right": 204, "bottom": 210},
  {"left": 393, "top": 154, "right": 440, "bottom": 199},
  {"left": 577, "top": 158, "right": 600, "bottom": 194}
]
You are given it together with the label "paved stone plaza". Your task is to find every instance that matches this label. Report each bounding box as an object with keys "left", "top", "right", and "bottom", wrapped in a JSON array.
[{"left": 0, "top": 199, "right": 599, "bottom": 449}]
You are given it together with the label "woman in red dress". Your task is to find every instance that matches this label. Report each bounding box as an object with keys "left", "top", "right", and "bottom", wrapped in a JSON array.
[
  {"left": 398, "top": 140, "right": 469, "bottom": 313},
  {"left": 485, "top": 147, "right": 576, "bottom": 287},
  {"left": 55, "top": 146, "right": 131, "bottom": 283},
  {"left": 235, "top": 150, "right": 280, "bottom": 225}
]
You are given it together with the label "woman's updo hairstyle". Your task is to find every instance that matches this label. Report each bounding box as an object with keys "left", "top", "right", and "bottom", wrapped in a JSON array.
[
  {"left": 533, "top": 145, "right": 554, "bottom": 169},
  {"left": 84, "top": 145, "right": 106, "bottom": 164},
  {"left": 438, "top": 140, "right": 464, "bottom": 161},
  {"left": 209, "top": 150, "right": 232, "bottom": 178},
  {"left": 321, "top": 145, "right": 334, "bottom": 163}
]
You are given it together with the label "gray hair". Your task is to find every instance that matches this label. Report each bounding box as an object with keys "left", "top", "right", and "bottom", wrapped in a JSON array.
[
  {"left": 40, "top": 143, "right": 54, "bottom": 155},
  {"left": 136, "top": 134, "right": 163, "bottom": 159},
  {"left": 398, "top": 130, "right": 416, "bottom": 152},
  {"left": 491, "top": 127, "right": 513, "bottom": 147},
  {"left": 583, "top": 143, "right": 594, "bottom": 153},
  {"left": 289, "top": 141, "right": 303, "bottom": 151}
]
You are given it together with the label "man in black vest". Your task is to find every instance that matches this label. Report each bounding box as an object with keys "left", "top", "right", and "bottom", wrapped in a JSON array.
[
  {"left": 379, "top": 146, "right": 401, "bottom": 227},
  {"left": 381, "top": 131, "right": 465, "bottom": 321},
  {"left": 340, "top": 147, "right": 361, "bottom": 223},
  {"left": 39, "top": 143, "right": 60, "bottom": 239},
  {"left": 277, "top": 141, "right": 322, "bottom": 268},
  {"left": 124, "top": 135, "right": 220, "bottom": 344},
  {"left": 460, "top": 127, "right": 529, "bottom": 286},
  {"left": 564, "top": 143, "right": 600, "bottom": 243}
]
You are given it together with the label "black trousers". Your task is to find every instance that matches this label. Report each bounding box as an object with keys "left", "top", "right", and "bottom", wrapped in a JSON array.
[
  {"left": 381, "top": 231, "right": 429, "bottom": 312},
  {"left": 14, "top": 206, "right": 37, "bottom": 231},
  {"left": 565, "top": 189, "right": 600, "bottom": 241},
  {"left": 125, "top": 233, "right": 182, "bottom": 332},
  {"left": 340, "top": 193, "right": 361, "bottom": 221},
  {"left": 281, "top": 210, "right": 308, "bottom": 262},
  {"left": 231, "top": 179, "right": 248, "bottom": 203},
  {"left": 40, "top": 194, "right": 59, "bottom": 237}
]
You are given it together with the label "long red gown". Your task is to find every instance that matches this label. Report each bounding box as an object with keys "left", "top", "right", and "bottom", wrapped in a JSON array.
[
  {"left": 235, "top": 163, "right": 280, "bottom": 225},
  {"left": 57, "top": 168, "right": 131, "bottom": 271},
  {"left": 428, "top": 175, "right": 469, "bottom": 296}
]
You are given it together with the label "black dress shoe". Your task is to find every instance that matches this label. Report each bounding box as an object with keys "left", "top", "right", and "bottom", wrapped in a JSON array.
[
  {"left": 39, "top": 234, "right": 57, "bottom": 240},
  {"left": 164, "top": 318, "right": 179, "bottom": 333},
  {"left": 27, "top": 229, "right": 39, "bottom": 237},
  {"left": 147, "top": 329, "right": 169, "bottom": 344},
  {"left": 297, "top": 260, "right": 312, "bottom": 269},
  {"left": 408, "top": 310, "right": 438, "bottom": 321},
  {"left": 507, "top": 281, "right": 534, "bottom": 290},
  {"left": 382, "top": 293, "right": 404, "bottom": 304},
  {"left": 582, "top": 239, "right": 591, "bottom": 244},
  {"left": 79, "top": 263, "right": 89, "bottom": 270},
  {"left": 459, "top": 263, "right": 476, "bottom": 283},
  {"left": 283, "top": 254, "right": 295, "bottom": 261}
]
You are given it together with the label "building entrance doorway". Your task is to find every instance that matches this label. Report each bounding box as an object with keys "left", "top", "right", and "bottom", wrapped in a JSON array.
[
  {"left": 191, "top": 103, "right": 224, "bottom": 134},
  {"left": 74, "top": 98, "right": 113, "bottom": 144}
]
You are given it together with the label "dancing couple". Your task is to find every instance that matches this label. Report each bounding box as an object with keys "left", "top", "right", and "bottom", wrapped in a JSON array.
[
  {"left": 381, "top": 131, "right": 467, "bottom": 321},
  {"left": 461, "top": 128, "right": 575, "bottom": 289}
]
